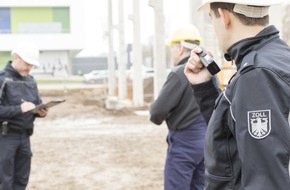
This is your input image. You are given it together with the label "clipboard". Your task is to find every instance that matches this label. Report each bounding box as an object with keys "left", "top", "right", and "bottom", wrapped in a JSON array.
[{"left": 25, "top": 100, "right": 65, "bottom": 114}]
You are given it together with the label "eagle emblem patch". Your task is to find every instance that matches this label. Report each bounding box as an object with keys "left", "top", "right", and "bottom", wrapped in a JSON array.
[{"left": 248, "top": 110, "right": 271, "bottom": 139}]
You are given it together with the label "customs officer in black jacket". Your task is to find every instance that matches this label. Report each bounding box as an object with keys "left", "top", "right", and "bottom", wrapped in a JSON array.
[
  {"left": 185, "top": 1, "right": 290, "bottom": 189},
  {"left": 0, "top": 41, "right": 48, "bottom": 190}
]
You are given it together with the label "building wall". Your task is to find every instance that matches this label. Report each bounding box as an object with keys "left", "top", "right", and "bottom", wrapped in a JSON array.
[
  {"left": 36, "top": 51, "right": 69, "bottom": 76},
  {"left": 0, "top": 0, "right": 84, "bottom": 74}
]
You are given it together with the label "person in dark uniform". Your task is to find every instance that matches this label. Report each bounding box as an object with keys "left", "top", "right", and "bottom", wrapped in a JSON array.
[
  {"left": 184, "top": 1, "right": 290, "bottom": 189},
  {"left": 0, "top": 41, "right": 48, "bottom": 190},
  {"left": 149, "top": 24, "right": 219, "bottom": 190}
]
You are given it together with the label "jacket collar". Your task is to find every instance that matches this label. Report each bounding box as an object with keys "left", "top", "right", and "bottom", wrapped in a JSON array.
[
  {"left": 177, "top": 56, "right": 190, "bottom": 66},
  {"left": 224, "top": 25, "right": 280, "bottom": 70},
  {"left": 5, "top": 61, "right": 24, "bottom": 79}
]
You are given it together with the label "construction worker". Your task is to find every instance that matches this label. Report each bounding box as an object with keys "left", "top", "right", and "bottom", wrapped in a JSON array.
[
  {"left": 184, "top": 0, "right": 290, "bottom": 189},
  {"left": 150, "top": 24, "right": 219, "bottom": 190},
  {"left": 0, "top": 41, "right": 48, "bottom": 190}
]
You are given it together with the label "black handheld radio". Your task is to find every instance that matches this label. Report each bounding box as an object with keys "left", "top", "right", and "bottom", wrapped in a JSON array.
[
  {"left": 197, "top": 47, "right": 221, "bottom": 75},
  {"left": 180, "top": 41, "right": 221, "bottom": 75}
]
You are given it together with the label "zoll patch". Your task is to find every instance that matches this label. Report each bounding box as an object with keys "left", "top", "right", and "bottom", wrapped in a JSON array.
[{"left": 248, "top": 110, "right": 271, "bottom": 139}]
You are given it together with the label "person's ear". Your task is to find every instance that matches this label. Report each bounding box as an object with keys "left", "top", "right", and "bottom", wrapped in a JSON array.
[
  {"left": 218, "top": 8, "right": 231, "bottom": 29},
  {"left": 179, "top": 46, "right": 185, "bottom": 55},
  {"left": 12, "top": 53, "right": 19, "bottom": 62}
]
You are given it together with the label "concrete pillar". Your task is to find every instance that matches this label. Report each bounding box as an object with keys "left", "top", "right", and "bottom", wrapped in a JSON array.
[
  {"left": 148, "top": 0, "right": 167, "bottom": 99},
  {"left": 106, "top": 0, "right": 118, "bottom": 109},
  {"left": 117, "top": 0, "right": 128, "bottom": 101},
  {"left": 132, "top": 0, "right": 144, "bottom": 107}
]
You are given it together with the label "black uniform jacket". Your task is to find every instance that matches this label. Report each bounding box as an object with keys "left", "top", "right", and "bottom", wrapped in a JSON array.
[
  {"left": 150, "top": 57, "right": 219, "bottom": 130},
  {"left": 201, "top": 25, "right": 290, "bottom": 189},
  {"left": 0, "top": 61, "right": 42, "bottom": 130}
]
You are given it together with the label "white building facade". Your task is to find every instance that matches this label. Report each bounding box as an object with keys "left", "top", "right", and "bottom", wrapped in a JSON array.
[{"left": 0, "top": 0, "right": 84, "bottom": 75}]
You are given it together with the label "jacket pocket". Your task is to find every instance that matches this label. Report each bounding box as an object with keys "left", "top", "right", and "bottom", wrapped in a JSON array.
[
  {"left": 205, "top": 170, "right": 232, "bottom": 190},
  {"left": 166, "top": 129, "right": 176, "bottom": 154}
]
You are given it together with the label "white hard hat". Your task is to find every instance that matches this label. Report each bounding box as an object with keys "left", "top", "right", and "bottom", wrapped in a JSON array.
[
  {"left": 198, "top": 0, "right": 285, "bottom": 18},
  {"left": 11, "top": 41, "right": 40, "bottom": 66},
  {"left": 166, "top": 24, "right": 202, "bottom": 46}
]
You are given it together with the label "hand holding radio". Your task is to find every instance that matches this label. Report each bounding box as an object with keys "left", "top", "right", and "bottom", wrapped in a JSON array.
[
  {"left": 184, "top": 44, "right": 220, "bottom": 85},
  {"left": 181, "top": 41, "right": 220, "bottom": 75},
  {"left": 197, "top": 47, "right": 221, "bottom": 75}
]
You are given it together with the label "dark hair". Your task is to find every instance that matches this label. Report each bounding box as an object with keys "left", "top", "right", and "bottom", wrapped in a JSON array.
[{"left": 210, "top": 3, "right": 269, "bottom": 26}]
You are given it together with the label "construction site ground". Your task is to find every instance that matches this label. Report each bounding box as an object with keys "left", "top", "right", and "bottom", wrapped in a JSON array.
[
  {"left": 18, "top": 75, "right": 290, "bottom": 189},
  {"left": 26, "top": 77, "right": 167, "bottom": 190}
]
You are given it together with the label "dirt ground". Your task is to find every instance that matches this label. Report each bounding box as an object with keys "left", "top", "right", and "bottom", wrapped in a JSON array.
[{"left": 26, "top": 88, "right": 167, "bottom": 190}]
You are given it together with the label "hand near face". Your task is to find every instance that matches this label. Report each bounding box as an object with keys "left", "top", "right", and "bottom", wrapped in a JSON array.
[{"left": 184, "top": 47, "right": 212, "bottom": 85}]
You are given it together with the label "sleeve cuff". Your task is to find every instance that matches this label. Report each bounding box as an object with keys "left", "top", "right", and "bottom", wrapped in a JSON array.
[{"left": 191, "top": 79, "right": 216, "bottom": 92}]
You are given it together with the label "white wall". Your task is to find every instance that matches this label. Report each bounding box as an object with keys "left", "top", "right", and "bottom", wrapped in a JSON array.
[
  {"left": 0, "top": 0, "right": 85, "bottom": 51},
  {"left": 269, "top": 4, "right": 286, "bottom": 32},
  {"left": 37, "top": 51, "right": 69, "bottom": 76}
]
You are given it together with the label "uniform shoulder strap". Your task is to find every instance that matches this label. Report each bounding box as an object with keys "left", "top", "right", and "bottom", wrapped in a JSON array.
[
  {"left": 0, "top": 71, "right": 13, "bottom": 100},
  {"left": 238, "top": 51, "right": 257, "bottom": 75}
]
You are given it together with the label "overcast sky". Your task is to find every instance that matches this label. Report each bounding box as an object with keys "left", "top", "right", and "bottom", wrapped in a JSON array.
[
  {"left": 81, "top": 0, "right": 192, "bottom": 56},
  {"left": 81, "top": 1, "right": 288, "bottom": 56}
]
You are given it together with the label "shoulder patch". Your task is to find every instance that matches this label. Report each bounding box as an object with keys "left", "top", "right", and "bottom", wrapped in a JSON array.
[{"left": 247, "top": 110, "right": 271, "bottom": 139}]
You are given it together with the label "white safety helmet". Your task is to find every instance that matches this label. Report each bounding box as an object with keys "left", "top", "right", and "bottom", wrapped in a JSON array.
[
  {"left": 198, "top": 0, "right": 285, "bottom": 18},
  {"left": 11, "top": 41, "right": 40, "bottom": 66}
]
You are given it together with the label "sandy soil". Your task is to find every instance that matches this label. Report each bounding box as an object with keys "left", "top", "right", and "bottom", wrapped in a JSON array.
[{"left": 26, "top": 91, "right": 167, "bottom": 190}]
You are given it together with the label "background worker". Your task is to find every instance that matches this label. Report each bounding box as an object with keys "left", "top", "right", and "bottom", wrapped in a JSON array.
[
  {"left": 184, "top": 0, "right": 290, "bottom": 189},
  {"left": 0, "top": 41, "right": 48, "bottom": 190},
  {"left": 150, "top": 24, "right": 219, "bottom": 190}
]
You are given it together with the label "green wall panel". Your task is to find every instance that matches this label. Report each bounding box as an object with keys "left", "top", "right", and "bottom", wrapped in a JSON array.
[
  {"left": 53, "top": 7, "right": 70, "bottom": 33},
  {"left": 0, "top": 52, "right": 11, "bottom": 69},
  {"left": 11, "top": 7, "right": 52, "bottom": 33}
]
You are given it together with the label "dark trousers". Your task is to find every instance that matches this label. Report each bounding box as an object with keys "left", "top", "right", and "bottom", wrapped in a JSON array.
[
  {"left": 0, "top": 132, "right": 32, "bottom": 190},
  {"left": 164, "top": 115, "right": 207, "bottom": 190}
]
